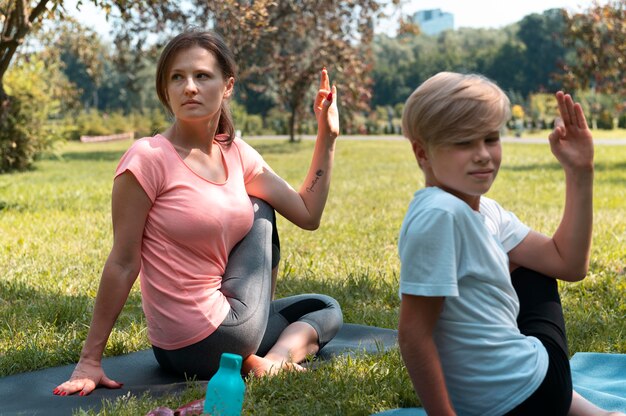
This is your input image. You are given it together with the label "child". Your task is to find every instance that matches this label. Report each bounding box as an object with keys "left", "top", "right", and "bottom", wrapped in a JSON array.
[{"left": 397, "top": 72, "right": 622, "bottom": 415}]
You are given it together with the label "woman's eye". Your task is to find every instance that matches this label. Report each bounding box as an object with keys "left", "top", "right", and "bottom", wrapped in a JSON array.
[
  {"left": 196, "top": 73, "right": 210, "bottom": 79},
  {"left": 486, "top": 137, "right": 500, "bottom": 144},
  {"left": 171, "top": 74, "right": 182, "bottom": 81}
]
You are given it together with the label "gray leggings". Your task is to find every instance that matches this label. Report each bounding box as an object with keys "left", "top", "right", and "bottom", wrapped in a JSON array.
[{"left": 152, "top": 198, "right": 343, "bottom": 380}]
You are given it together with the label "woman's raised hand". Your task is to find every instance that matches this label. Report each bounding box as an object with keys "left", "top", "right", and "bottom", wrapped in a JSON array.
[{"left": 313, "top": 68, "right": 339, "bottom": 141}]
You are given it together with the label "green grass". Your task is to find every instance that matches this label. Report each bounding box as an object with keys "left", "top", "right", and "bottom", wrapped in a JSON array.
[{"left": 1, "top": 137, "right": 625, "bottom": 415}]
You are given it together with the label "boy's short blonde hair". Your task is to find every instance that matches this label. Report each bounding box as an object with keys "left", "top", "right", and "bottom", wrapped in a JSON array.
[{"left": 402, "top": 72, "right": 511, "bottom": 149}]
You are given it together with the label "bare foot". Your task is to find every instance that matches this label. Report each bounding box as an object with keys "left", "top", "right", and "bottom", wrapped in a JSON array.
[{"left": 242, "top": 354, "right": 306, "bottom": 377}]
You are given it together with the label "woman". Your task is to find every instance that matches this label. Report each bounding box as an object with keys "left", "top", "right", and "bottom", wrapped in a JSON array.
[{"left": 54, "top": 29, "right": 342, "bottom": 396}]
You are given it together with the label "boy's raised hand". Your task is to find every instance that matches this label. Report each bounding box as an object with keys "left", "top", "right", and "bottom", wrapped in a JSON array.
[
  {"left": 548, "top": 91, "right": 594, "bottom": 173},
  {"left": 313, "top": 68, "right": 339, "bottom": 141}
]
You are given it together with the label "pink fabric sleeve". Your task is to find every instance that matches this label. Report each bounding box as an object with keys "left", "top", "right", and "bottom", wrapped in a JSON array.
[
  {"left": 232, "top": 137, "right": 272, "bottom": 184},
  {"left": 114, "top": 138, "right": 164, "bottom": 203}
]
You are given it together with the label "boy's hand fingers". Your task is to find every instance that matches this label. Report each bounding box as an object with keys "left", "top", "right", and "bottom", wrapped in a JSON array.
[
  {"left": 573, "top": 103, "right": 589, "bottom": 130},
  {"left": 554, "top": 117, "right": 564, "bottom": 131},
  {"left": 548, "top": 117, "right": 564, "bottom": 144},
  {"left": 556, "top": 91, "right": 572, "bottom": 126},
  {"left": 565, "top": 94, "right": 578, "bottom": 126}
]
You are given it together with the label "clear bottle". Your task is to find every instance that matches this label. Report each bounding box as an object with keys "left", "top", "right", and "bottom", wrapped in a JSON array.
[{"left": 203, "top": 353, "right": 245, "bottom": 416}]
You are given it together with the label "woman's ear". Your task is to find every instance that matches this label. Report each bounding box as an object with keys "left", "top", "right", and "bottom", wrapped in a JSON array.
[{"left": 223, "top": 77, "right": 235, "bottom": 99}]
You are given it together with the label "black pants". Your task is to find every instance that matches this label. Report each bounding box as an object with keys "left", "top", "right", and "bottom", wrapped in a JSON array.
[
  {"left": 152, "top": 198, "right": 343, "bottom": 380},
  {"left": 504, "top": 267, "right": 573, "bottom": 416}
]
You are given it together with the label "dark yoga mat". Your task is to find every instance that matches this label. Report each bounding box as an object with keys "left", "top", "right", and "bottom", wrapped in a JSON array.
[{"left": 0, "top": 323, "right": 398, "bottom": 416}]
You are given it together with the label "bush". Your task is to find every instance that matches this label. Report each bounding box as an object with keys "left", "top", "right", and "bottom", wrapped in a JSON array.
[
  {"left": 243, "top": 114, "right": 264, "bottom": 136},
  {"left": 69, "top": 110, "right": 109, "bottom": 140},
  {"left": 68, "top": 108, "right": 170, "bottom": 140},
  {"left": 264, "top": 107, "right": 289, "bottom": 135},
  {"left": 596, "top": 110, "right": 614, "bottom": 130},
  {"left": 1, "top": 56, "right": 72, "bottom": 172},
  {"left": 231, "top": 101, "right": 266, "bottom": 136},
  {"left": 0, "top": 95, "right": 37, "bottom": 172}
]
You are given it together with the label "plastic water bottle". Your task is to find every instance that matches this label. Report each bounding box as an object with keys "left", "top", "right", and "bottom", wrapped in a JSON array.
[{"left": 203, "top": 353, "right": 245, "bottom": 416}]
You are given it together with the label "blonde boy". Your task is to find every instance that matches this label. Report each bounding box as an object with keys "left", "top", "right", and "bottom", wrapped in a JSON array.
[{"left": 398, "top": 72, "right": 621, "bottom": 415}]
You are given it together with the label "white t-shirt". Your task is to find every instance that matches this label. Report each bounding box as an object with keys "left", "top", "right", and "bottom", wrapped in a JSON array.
[{"left": 398, "top": 187, "right": 549, "bottom": 416}]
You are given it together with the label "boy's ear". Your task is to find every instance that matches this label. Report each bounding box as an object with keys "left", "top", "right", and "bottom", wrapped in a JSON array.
[{"left": 411, "top": 140, "right": 429, "bottom": 167}]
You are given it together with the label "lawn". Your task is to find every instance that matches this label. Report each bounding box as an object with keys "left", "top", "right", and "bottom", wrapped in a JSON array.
[{"left": 0, "top": 137, "right": 624, "bottom": 415}]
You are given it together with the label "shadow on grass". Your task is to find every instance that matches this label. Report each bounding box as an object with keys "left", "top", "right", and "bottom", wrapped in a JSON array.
[
  {"left": 51, "top": 141, "right": 303, "bottom": 162},
  {"left": 59, "top": 150, "right": 127, "bottom": 162},
  {"left": 276, "top": 270, "right": 400, "bottom": 329},
  {"left": 502, "top": 162, "right": 562, "bottom": 172},
  {"left": 0, "top": 200, "right": 22, "bottom": 211},
  {"left": 594, "top": 160, "right": 626, "bottom": 172},
  {"left": 251, "top": 141, "right": 308, "bottom": 156},
  {"left": 501, "top": 160, "right": 626, "bottom": 176}
]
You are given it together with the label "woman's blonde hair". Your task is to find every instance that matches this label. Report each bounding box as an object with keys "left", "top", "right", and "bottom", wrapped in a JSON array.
[{"left": 402, "top": 72, "right": 511, "bottom": 149}]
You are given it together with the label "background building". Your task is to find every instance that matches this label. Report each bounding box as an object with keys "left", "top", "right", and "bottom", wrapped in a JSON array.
[{"left": 412, "top": 9, "right": 454, "bottom": 35}]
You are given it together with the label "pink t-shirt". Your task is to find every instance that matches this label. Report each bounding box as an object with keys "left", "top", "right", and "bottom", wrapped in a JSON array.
[{"left": 115, "top": 134, "right": 268, "bottom": 349}]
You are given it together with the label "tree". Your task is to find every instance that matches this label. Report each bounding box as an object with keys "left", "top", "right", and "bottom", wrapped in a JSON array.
[
  {"left": 484, "top": 38, "right": 527, "bottom": 94},
  {"left": 371, "top": 34, "right": 416, "bottom": 108},
  {"left": 35, "top": 17, "right": 106, "bottom": 110},
  {"left": 516, "top": 9, "right": 567, "bottom": 96},
  {"left": 560, "top": 0, "right": 626, "bottom": 96},
  {"left": 0, "top": 1, "right": 185, "bottom": 171},
  {"left": 1, "top": 52, "right": 76, "bottom": 172},
  {"left": 200, "top": 0, "right": 383, "bottom": 142},
  {"left": 1, "top": 1, "right": 52, "bottom": 123},
  {"left": 0, "top": 1, "right": 131, "bottom": 107}
]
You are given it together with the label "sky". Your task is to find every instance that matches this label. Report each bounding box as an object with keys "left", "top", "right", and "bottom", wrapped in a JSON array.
[
  {"left": 70, "top": 0, "right": 599, "bottom": 41},
  {"left": 380, "top": 0, "right": 596, "bottom": 32}
]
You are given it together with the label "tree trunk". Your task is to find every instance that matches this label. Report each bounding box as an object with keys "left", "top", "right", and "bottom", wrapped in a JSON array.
[
  {"left": 288, "top": 106, "right": 297, "bottom": 143},
  {"left": 0, "top": 0, "right": 52, "bottom": 121},
  {"left": 287, "top": 85, "right": 306, "bottom": 143},
  {"left": 0, "top": 80, "right": 18, "bottom": 173},
  {"left": 0, "top": 81, "right": 11, "bottom": 126}
]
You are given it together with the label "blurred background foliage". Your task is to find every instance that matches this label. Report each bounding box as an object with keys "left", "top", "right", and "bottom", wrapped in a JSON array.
[{"left": 1, "top": 0, "right": 626, "bottom": 172}]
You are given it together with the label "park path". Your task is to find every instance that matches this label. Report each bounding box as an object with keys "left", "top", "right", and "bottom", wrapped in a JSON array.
[{"left": 245, "top": 134, "right": 626, "bottom": 145}]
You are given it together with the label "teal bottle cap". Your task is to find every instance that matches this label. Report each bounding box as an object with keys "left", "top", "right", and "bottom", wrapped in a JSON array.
[{"left": 220, "top": 353, "right": 243, "bottom": 370}]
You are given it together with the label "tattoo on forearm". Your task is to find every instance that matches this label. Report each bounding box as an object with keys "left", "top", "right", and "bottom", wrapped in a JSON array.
[{"left": 306, "top": 169, "right": 324, "bottom": 193}]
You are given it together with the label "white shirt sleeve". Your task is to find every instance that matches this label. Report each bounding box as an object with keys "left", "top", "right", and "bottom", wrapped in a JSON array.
[
  {"left": 399, "top": 207, "right": 460, "bottom": 297},
  {"left": 481, "top": 198, "right": 530, "bottom": 252}
]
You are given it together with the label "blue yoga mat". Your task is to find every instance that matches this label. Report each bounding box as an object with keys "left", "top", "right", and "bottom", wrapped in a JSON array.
[
  {"left": 372, "top": 353, "right": 626, "bottom": 415},
  {"left": 571, "top": 352, "right": 626, "bottom": 411}
]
